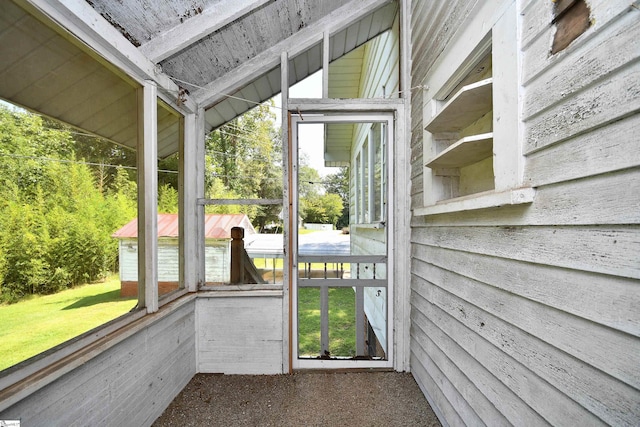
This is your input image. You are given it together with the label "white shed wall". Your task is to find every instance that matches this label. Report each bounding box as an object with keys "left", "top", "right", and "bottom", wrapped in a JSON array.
[
  {"left": 119, "top": 238, "right": 230, "bottom": 283},
  {"left": 409, "top": 1, "right": 640, "bottom": 426}
]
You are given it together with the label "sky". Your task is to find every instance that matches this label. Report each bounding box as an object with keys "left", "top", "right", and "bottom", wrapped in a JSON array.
[{"left": 271, "top": 71, "right": 339, "bottom": 178}]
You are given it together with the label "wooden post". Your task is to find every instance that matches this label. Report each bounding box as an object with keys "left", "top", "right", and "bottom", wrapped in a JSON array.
[
  {"left": 230, "top": 226, "right": 245, "bottom": 284},
  {"left": 137, "top": 80, "right": 158, "bottom": 313}
]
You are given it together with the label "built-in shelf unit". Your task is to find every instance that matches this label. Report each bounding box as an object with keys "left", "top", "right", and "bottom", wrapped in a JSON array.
[{"left": 416, "top": 28, "right": 535, "bottom": 216}]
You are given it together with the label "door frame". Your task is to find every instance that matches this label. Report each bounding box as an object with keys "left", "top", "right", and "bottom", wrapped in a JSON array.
[{"left": 289, "top": 113, "right": 395, "bottom": 370}]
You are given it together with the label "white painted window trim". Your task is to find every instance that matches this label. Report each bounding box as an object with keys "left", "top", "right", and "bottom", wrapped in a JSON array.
[
  {"left": 416, "top": 0, "right": 535, "bottom": 217},
  {"left": 354, "top": 123, "right": 387, "bottom": 225}
]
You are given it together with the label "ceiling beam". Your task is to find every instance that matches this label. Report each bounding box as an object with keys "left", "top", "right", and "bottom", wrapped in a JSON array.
[
  {"left": 140, "top": 0, "right": 273, "bottom": 63},
  {"left": 17, "top": 0, "right": 197, "bottom": 114},
  {"left": 194, "top": 0, "right": 394, "bottom": 109}
]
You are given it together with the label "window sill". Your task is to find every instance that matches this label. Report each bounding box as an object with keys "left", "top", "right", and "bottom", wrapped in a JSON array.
[
  {"left": 414, "top": 187, "right": 535, "bottom": 216},
  {"left": 0, "top": 294, "right": 196, "bottom": 412},
  {"left": 198, "top": 283, "right": 283, "bottom": 296},
  {"left": 352, "top": 222, "right": 386, "bottom": 230}
]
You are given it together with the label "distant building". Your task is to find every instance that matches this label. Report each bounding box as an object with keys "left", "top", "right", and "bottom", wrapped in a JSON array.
[{"left": 113, "top": 214, "right": 256, "bottom": 296}]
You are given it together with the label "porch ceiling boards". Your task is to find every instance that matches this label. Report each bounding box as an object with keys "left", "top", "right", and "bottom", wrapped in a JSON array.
[{"left": 0, "top": 0, "right": 397, "bottom": 158}]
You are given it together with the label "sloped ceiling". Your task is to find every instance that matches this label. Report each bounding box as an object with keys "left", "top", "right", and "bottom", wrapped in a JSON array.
[{"left": 0, "top": 0, "right": 397, "bottom": 157}]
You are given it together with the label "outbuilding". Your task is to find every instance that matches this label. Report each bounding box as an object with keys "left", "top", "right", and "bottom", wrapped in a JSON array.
[{"left": 113, "top": 214, "right": 256, "bottom": 296}]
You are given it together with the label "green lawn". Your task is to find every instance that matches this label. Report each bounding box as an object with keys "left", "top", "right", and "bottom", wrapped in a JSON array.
[
  {"left": 0, "top": 275, "right": 136, "bottom": 372},
  {"left": 297, "top": 287, "right": 356, "bottom": 358},
  {"left": 0, "top": 274, "right": 358, "bottom": 370}
]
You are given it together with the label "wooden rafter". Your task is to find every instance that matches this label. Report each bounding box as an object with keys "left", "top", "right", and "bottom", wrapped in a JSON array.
[
  {"left": 139, "top": 0, "right": 273, "bottom": 63},
  {"left": 194, "top": 0, "right": 393, "bottom": 108}
]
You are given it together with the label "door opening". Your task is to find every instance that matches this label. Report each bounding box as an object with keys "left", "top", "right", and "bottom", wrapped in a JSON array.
[{"left": 290, "top": 113, "right": 394, "bottom": 369}]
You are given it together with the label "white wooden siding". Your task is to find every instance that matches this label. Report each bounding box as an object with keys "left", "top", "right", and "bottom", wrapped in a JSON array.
[
  {"left": 409, "top": 0, "right": 640, "bottom": 426},
  {"left": 0, "top": 300, "right": 196, "bottom": 426},
  {"left": 196, "top": 293, "right": 284, "bottom": 374},
  {"left": 119, "top": 238, "right": 230, "bottom": 283},
  {"left": 346, "top": 14, "right": 399, "bottom": 351}
]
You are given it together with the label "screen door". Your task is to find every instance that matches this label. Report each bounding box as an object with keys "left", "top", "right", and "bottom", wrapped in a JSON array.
[{"left": 290, "top": 113, "right": 394, "bottom": 369}]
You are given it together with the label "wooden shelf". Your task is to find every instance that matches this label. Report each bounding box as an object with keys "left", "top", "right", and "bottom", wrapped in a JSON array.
[
  {"left": 425, "top": 133, "right": 493, "bottom": 169},
  {"left": 425, "top": 78, "right": 493, "bottom": 133},
  {"left": 414, "top": 188, "right": 536, "bottom": 216}
]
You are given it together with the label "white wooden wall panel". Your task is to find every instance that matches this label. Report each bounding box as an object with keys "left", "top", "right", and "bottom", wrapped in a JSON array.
[
  {"left": 412, "top": 326, "right": 527, "bottom": 427},
  {"left": 413, "top": 244, "right": 639, "bottom": 336},
  {"left": 410, "top": 352, "right": 465, "bottom": 427},
  {"left": 409, "top": 0, "right": 640, "bottom": 425},
  {"left": 196, "top": 295, "right": 283, "bottom": 374},
  {"left": 413, "top": 258, "right": 640, "bottom": 398},
  {"left": 524, "top": 65, "right": 640, "bottom": 154},
  {"left": 412, "top": 289, "right": 608, "bottom": 426},
  {"left": 521, "top": 0, "right": 635, "bottom": 84},
  {"left": 412, "top": 320, "right": 545, "bottom": 426},
  {"left": 524, "top": 114, "right": 640, "bottom": 187},
  {"left": 0, "top": 301, "right": 196, "bottom": 426}
]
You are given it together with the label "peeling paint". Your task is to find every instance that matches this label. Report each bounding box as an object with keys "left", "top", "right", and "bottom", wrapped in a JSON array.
[{"left": 100, "top": 12, "right": 141, "bottom": 47}]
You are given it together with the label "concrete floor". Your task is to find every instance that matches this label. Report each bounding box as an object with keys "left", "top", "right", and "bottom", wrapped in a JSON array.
[{"left": 153, "top": 371, "right": 441, "bottom": 426}]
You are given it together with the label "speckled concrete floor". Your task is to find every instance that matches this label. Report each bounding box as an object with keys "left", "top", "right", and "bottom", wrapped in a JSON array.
[{"left": 153, "top": 372, "right": 441, "bottom": 426}]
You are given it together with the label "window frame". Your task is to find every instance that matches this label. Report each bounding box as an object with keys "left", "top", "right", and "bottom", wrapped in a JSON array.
[
  {"left": 415, "top": 1, "right": 535, "bottom": 216},
  {"left": 354, "top": 123, "right": 387, "bottom": 225}
]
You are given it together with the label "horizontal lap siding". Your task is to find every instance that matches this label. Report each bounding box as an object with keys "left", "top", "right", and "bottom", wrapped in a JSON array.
[
  {"left": 0, "top": 301, "right": 196, "bottom": 426},
  {"left": 409, "top": 1, "right": 640, "bottom": 426}
]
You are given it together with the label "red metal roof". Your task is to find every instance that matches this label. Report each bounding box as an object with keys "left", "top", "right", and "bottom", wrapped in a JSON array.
[{"left": 112, "top": 214, "right": 256, "bottom": 239}]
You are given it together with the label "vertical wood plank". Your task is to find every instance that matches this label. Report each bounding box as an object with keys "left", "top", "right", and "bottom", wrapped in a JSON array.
[
  {"left": 323, "top": 31, "right": 330, "bottom": 98},
  {"left": 320, "top": 286, "right": 329, "bottom": 356},
  {"left": 137, "top": 80, "right": 158, "bottom": 313},
  {"left": 394, "top": 98, "right": 411, "bottom": 371},
  {"left": 356, "top": 286, "right": 365, "bottom": 356},
  {"left": 179, "top": 112, "right": 198, "bottom": 292},
  {"left": 195, "top": 107, "right": 206, "bottom": 289},
  {"left": 368, "top": 127, "right": 375, "bottom": 217},
  {"left": 493, "top": 2, "right": 522, "bottom": 191},
  {"left": 281, "top": 50, "right": 292, "bottom": 373}
]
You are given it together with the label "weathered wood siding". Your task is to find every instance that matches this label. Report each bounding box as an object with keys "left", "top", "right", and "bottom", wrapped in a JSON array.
[
  {"left": 346, "top": 13, "right": 399, "bottom": 351},
  {"left": 409, "top": 0, "right": 640, "bottom": 426},
  {"left": 197, "top": 293, "right": 284, "bottom": 374},
  {"left": 360, "top": 14, "right": 400, "bottom": 98},
  {"left": 0, "top": 299, "right": 196, "bottom": 426}
]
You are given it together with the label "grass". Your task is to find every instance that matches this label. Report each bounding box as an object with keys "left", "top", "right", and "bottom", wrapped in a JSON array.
[
  {"left": 0, "top": 269, "right": 357, "bottom": 370},
  {"left": 298, "top": 228, "right": 324, "bottom": 235},
  {"left": 297, "top": 287, "right": 356, "bottom": 358},
  {"left": 0, "top": 275, "right": 136, "bottom": 372}
]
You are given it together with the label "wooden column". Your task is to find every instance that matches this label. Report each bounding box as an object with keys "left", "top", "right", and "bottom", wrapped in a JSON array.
[
  {"left": 281, "top": 50, "right": 292, "bottom": 373},
  {"left": 196, "top": 108, "right": 206, "bottom": 288},
  {"left": 179, "top": 111, "right": 199, "bottom": 292},
  {"left": 396, "top": 0, "right": 412, "bottom": 372},
  {"left": 137, "top": 80, "right": 158, "bottom": 313},
  {"left": 230, "top": 226, "right": 245, "bottom": 284},
  {"left": 322, "top": 31, "right": 330, "bottom": 98}
]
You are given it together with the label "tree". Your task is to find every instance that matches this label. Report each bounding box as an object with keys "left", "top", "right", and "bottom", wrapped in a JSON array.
[
  {"left": 298, "top": 165, "right": 322, "bottom": 200},
  {"left": 301, "top": 193, "right": 343, "bottom": 226},
  {"left": 0, "top": 105, "right": 136, "bottom": 302},
  {"left": 205, "top": 102, "right": 283, "bottom": 229},
  {"left": 323, "top": 167, "right": 350, "bottom": 228},
  {"left": 158, "top": 184, "right": 179, "bottom": 214}
]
